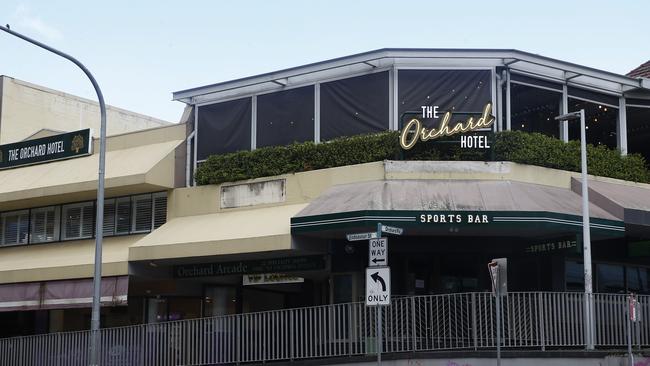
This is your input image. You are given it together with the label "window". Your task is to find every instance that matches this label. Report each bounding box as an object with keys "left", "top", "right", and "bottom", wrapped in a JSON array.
[
  {"left": 197, "top": 98, "right": 252, "bottom": 159},
  {"left": 398, "top": 70, "right": 492, "bottom": 128},
  {"left": 565, "top": 260, "right": 584, "bottom": 291},
  {"left": 568, "top": 99, "right": 618, "bottom": 149},
  {"left": 320, "top": 72, "right": 389, "bottom": 140},
  {"left": 626, "top": 106, "right": 650, "bottom": 162},
  {"left": 626, "top": 266, "right": 649, "bottom": 294},
  {"left": 510, "top": 83, "right": 561, "bottom": 138},
  {"left": 30, "top": 206, "right": 60, "bottom": 243},
  {"left": 0, "top": 192, "right": 167, "bottom": 246},
  {"left": 596, "top": 263, "right": 625, "bottom": 293},
  {"left": 153, "top": 192, "right": 167, "bottom": 229},
  {"left": 116, "top": 197, "right": 132, "bottom": 235},
  {"left": 0, "top": 210, "right": 29, "bottom": 246},
  {"left": 132, "top": 194, "right": 153, "bottom": 233},
  {"left": 62, "top": 202, "right": 94, "bottom": 240},
  {"left": 256, "top": 86, "right": 315, "bottom": 147},
  {"left": 103, "top": 197, "right": 132, "bottom": 236}
]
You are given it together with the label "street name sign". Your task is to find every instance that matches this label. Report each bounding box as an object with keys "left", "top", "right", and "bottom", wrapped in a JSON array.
[
  {"left": 365, "top": 267, "right": 391, "bottom": 306},
  {"left": 368, "top": 238, "right": 388, "bottom": 266},
  {"left": 381, "top": 224, "right": 404, "bottom": 236},
  {"left": 346, "top": 232, "right": 378, "bottom": 241}
]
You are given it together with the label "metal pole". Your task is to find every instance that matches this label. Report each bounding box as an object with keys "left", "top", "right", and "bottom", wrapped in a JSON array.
[
  {"left": 579, "top": 109, "right": 595, "bottom": 350},
  {"left": 627, "top": 295, "right": 634, "bottom": 366},
  {"left": 377, "top": 307, "right": 382, "bottom": 365},
  {"left": 0, "top": 25, "right": 107, "bottom": 365},
  {"left": 376, "top": 222, "right": 382, "bottom": 365},
  {"left": 495, "top": 269, "right": 501, "bottom": 366},
  {"left": 556, "top": 109, "right": 594, "bottom": 350}
]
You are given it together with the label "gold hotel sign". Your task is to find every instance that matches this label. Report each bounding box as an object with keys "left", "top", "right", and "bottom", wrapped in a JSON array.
[{"left": 399, "top": 103, "right": 495, "bottom": 150}]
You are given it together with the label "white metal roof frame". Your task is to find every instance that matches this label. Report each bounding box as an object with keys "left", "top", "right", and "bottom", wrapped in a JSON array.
[{"left": 172, "top": 48, "right": 650, "bottom": 105}]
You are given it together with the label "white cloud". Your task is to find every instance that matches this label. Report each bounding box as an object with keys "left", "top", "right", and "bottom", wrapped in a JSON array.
[{"left": 11, "top": 4, "right": 63, "bottom": 41}]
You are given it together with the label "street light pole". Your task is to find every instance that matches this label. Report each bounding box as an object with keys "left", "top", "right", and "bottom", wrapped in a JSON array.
[
  {"left": 1, "top": 25, "right": 107, "bottom": 364},
  {"left": 555, "top": 109, "right": 594, "bottom": 349}
]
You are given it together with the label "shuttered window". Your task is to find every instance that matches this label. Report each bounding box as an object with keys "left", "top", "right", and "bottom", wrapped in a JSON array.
[
  {"left": 153, "top": 192, "right": 167, "bottom": 229},
  {"left": 62, "top": 202, "right": 94, "bottom": 240},
  {"left": 116, "top": 197, "right": 132, "bottom": 235},
  {"left": 30, "top": 206, "right": 60, "bottom": 243},
  {"left": 0, "top": 191, "right": 167, "bottom": 245},
  {"left": 1, "top": 210, "right": 29, "bottom": 246},
  {"left": 103, "top": 199, "right": 117, "bottom": 236},
  {"left": 132, "top": 194, "right": 153, "bottom": 233}
]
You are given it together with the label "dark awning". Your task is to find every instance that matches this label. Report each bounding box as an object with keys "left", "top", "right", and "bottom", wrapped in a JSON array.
[
  {"left": 291, "top": 180, "right": 625, "bottom": 239},
  {"left": 0, "top": 276, "right": 128, "bottom": 312}
]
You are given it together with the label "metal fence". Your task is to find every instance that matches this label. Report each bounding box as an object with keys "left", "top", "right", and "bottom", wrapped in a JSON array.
[{"left": 0, "top": 292, "right": 648, "bottom": 365}]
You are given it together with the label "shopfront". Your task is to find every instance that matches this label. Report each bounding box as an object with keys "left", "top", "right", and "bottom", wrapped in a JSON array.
[
  {"left": 166, "top": 49, "right": 650, "bottom": 319},
  {"left": 3, "top": 49, "right": 650, "bottom": 339}
]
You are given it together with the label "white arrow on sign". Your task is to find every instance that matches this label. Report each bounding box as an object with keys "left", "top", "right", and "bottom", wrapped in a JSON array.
[
  {"left": 381, "top": 224, "right": 403, "bottom": 235},
  {"left": 346, "top": 232, "right": 378, "bottom": 241},
  {"left": 368, "top": 238, "right": 388, "bottom": 266},
  {"left": 366, "top": 267, "right": 391, "bottom": 306}
]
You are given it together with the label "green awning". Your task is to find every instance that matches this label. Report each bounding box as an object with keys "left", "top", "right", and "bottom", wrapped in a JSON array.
[{"left": 291, "top": 180, "right": 625, "bottom": 239}]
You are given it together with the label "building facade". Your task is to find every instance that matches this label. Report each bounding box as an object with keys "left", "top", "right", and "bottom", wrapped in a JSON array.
[
  {"left": 0, "top": 75, "right": 172, "bottom": 144},
  {"left": 1, "top": 49, "right": 650, "bottom": 364}
]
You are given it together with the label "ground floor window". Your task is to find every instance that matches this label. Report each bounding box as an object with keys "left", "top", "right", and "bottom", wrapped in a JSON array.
[{"left": 565, "top": 260, "right": 649, "bottom": 294}]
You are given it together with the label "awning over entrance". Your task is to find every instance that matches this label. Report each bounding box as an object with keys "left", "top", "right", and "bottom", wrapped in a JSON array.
[
  {"left": 572, "top": 178, "right": 650, "bottom": 236},
  {"left": 291, "top": 180, "right": 625, "bottom": 238},
  {"left": 0, "top": 276, "right": 127, "bottom": 312},
  {"left": 129, "top": 203, "right": 309, "bottom": 261}
]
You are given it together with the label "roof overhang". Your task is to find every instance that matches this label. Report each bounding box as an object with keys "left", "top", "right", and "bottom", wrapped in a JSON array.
[
  {"left": 0, "top": 139, "right": 183, "bottom": 210},
  {"left": 572, "top": 178, "right": 650, "bottom": 237},
  {"left": 173, "top": 48, "right": 650, "bottom": 105}
]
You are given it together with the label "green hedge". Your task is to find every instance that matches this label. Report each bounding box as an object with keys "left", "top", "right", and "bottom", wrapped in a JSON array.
[{"left": 195, "top": 130, "right": 650, "bottom": 185}]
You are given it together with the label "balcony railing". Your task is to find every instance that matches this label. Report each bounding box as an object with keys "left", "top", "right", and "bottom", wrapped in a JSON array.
[{"left": 0, "top": 292, "right": 648, "bottom": 365}]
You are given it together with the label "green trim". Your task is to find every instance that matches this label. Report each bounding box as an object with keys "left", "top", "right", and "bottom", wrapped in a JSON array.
[{"left": 291, "top": 210, "right": 625, "bottom": 237}]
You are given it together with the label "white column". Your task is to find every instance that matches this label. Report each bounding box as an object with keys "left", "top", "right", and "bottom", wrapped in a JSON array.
[
  {"left": 560, "top": 85, "right": 569, "bottom": 141},
  {"left": 491, "top": 67, "right": 498, "bottom": 132},
  {"left": 505, "top": 70, "right": 511, "bottom": 131},
  {"left": 618, "top": 96, "right": 627, "bottom": 155},
  {"left": 391, "top": 66, "right": 399, "bottom": 130}
]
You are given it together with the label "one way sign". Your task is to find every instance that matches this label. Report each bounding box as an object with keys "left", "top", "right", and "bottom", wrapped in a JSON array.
[
  {"left": 366, "top": 267, "right": 391, "bottom": 306},
  {"left": 368, "top": 238, "right": 388, "bottom": 266}
]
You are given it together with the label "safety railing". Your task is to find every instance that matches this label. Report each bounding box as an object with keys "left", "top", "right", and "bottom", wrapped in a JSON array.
[{"left": 0, "top": 292, "right": 648, "bottom": 365}]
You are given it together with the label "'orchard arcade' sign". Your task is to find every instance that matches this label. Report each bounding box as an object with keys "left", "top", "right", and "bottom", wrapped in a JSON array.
[
  {"left": 0, "top": 129, "right": 92, "bottom": 170},
  {"left": 400, "top": 103, "right": 495, "bottom": 150}
]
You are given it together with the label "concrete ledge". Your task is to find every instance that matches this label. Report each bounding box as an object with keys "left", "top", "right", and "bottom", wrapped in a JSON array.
[{"left": 243, "top": 349, "right": 650, "bottom": 366}]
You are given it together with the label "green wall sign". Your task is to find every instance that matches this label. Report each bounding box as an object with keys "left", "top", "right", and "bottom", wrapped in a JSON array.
[
  {"left": 174, "top": 255, "right": 327, "bottom": 278},
  {"left": 0, "top": 129, "right": 92, "bottom": 170}
]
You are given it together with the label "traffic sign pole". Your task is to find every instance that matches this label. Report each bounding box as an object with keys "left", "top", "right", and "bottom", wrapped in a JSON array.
[
  {"left": 376, "top": 222, "right": 382, "bottom": 366},
  {"left": 348, "top": 222, "right": 403, "bottom": 365}
]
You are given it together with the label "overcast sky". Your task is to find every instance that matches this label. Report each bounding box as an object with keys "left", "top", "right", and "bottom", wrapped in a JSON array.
[{"left": 0, "top": 0, "right": 647, "bottom": 122}]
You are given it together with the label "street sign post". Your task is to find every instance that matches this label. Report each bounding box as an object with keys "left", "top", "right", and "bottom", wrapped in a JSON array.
[
  {"left": 368, "top": 238, "right": 388, "bottom": 266},
  {"left": 347, "top": 222, "right": 401, "bottom": 366},
  {"left": 627, "top": 293, "right": 639, "bottom": 366},
  {"left": 488, "top": 258, "right": 508, "bottom": 366}
]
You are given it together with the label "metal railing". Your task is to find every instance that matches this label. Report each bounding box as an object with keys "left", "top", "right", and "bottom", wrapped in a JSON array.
[{"left": 0, "top": 292, "right": 648, "bottom": 365}]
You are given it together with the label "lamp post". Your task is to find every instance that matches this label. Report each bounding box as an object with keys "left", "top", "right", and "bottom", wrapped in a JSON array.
[
  {"left": 554, "top": 109, "right": 594, "bottom": 350},
  {"left": 1, "top": 25, "right": 107, "bottom": 365}
]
